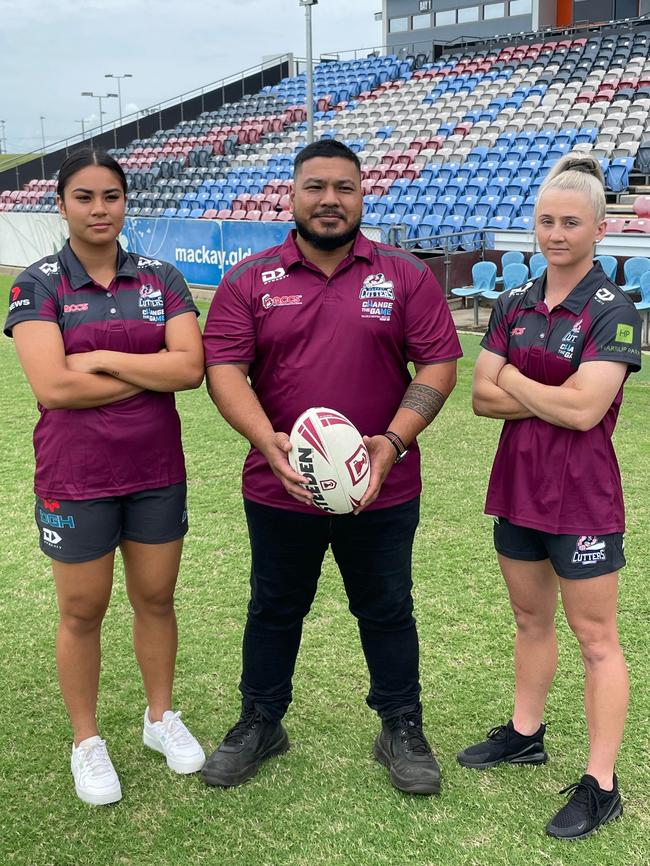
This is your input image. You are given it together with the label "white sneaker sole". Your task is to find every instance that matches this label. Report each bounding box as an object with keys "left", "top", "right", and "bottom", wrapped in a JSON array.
[
  {"left": 74, "top": 780, "right": 122, "bottom": 806},
  {"left": 143, "top": 730, "right": 206, "bottom": 774}
]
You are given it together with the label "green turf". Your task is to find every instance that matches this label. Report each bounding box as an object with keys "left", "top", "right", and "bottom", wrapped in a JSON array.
[{"left": 0, "top": 287, "right": 649, "bottom": 865}]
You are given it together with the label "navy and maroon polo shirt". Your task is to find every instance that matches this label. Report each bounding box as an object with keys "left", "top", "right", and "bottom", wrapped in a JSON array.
[
  {"left": 481, "top": 262, "right": 642, "bottom": 535},
  {"left": 203, "top": 230, "right": 462, "bottom": 514},
  {"left": 4, "top": 241, "right": 198, "bottom": 500}
]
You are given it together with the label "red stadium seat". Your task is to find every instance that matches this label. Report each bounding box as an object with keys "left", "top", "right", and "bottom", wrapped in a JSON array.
[
  {"left": 605, "top": 218, "right": 627, "bottom": 234},
  {"left": 633, "top": 196, "right": 650, "bottom": 218},
  {"left": 622, "top": 219, "right": 650, "bottom": 234}
]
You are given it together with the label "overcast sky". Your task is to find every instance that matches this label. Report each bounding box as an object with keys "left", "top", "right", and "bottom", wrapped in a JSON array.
[{"left": 1, "top": 0, "right": 382, "bottom": 154}]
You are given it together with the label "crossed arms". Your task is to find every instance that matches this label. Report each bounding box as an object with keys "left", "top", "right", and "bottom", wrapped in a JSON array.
[
  {"left": 472, "top": 349, "right": 627, "bottom": 431},
  {"left": 12, "top": 313, "right": 204, "bottom": 410}
]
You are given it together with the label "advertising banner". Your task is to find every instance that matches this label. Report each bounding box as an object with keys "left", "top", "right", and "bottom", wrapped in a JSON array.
[{"left": 121, "top": 218, "right": 294, "bottom": 286}]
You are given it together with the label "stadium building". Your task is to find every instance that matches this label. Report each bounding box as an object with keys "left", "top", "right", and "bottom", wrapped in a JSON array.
[{"left": 381, "top": 0, "right": 648, "bottom": 51}]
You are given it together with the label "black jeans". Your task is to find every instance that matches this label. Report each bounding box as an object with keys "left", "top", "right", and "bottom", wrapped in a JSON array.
[{"left": 240, "top": 496, "right": 421, "bottom": 722}]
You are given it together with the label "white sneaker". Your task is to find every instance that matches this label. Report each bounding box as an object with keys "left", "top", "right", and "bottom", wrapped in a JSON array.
[
  {"left": 143, "top": 707, "right": 205, "bottom": 774},
  {"left": 71, "top": 736, "right": 122, "bottom": 805}
]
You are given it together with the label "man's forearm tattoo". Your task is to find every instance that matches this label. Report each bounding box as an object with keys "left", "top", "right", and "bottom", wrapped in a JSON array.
[{"left": 400, "top": 382, "right": 446, "bottom": 424}]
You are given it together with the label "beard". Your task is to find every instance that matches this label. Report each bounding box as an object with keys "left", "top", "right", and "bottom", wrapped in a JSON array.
[{"left": 294, "top": 213, "right": 362, "bottom": 251}]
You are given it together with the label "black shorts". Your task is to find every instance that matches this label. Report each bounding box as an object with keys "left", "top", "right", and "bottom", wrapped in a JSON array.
[
  {"left": 35, "top": 482, "right": 188, "bottom": 564},
  {"left": 493, "top": 517, "right": 625, "bottom": 580}
]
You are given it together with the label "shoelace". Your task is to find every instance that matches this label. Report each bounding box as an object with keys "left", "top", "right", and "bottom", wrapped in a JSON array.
[
  {"left": 390, "top": 713, "right": 431, "bottom": 755},
  {"left": 558, "top": 780, "right": 600, "bottom": 819},
  {"left": 486, "top": 725, "right": 509, "bottom": 741},
  {"left": 223, "top": 708, "right": 260, "bottom": 746},
  {"left": 76, "top": 739, "right": 114, "bottom": 780},
  {"left": 156, "top": 711, "right": 194, "bottom": 747}
]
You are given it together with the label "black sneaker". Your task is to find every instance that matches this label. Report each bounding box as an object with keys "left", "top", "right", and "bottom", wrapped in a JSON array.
[
  {"left": 546, "top": 774, "right": 622, "bottom": 840},
  {"left": 373, "top": 710, "right": 441, "bottom": 794},
  {"left": 457, "top": 720, "right": 547, "bottom": 769},
  {"left": 201, "top": 707, "right": 289, "bottom": 788}
]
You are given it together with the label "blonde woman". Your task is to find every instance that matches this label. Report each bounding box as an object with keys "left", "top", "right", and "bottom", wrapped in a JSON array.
[{"left": 458, "top": 156, "right": 642, "bottom": 839}]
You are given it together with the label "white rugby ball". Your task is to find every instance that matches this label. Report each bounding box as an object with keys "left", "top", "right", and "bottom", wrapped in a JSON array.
[{"left": 288, "top": 407, "right": 371, "bottom": 514}]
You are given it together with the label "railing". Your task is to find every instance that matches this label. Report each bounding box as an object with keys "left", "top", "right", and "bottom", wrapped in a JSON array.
[{"left": 0, "top": 54, "right": 296, "bottom": 178}]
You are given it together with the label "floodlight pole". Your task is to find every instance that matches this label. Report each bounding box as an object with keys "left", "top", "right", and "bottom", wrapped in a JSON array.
[
  {"left": 299, "top": 0, "right": 318, "bottom": 145},
  {"left": 39, "top": 115, "right": 46, "bottom": 179},
  {"left": 76, "top": 118, "right": 87, "bottom": 141},
  {"left": 105, "top": 73, "right": 133, "bottom": 126},
  {"left": 81, "top": 91, "right": 118, "bottom": 134},
  {"left": 0, "top": 120, "right": 6, "bottom": 154}
]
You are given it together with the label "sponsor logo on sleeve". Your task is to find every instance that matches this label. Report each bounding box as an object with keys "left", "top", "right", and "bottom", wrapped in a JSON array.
[
  {"left": 595, "top": 287, "right": 615, "bottom": 304},
  {"left": 615, "top": 323, "right": 633, "bottom": 344},
  {"left": 509, "top": 280, "right": 533, "bottom": 297},
  {"left": 572, "top": 536, "right": 606, "bottom": 566},
  {"left": 9, "top": 283, "right": 35, "bottom": 313},
  {"left": 38, "top": 262, "right": 59, "bottom": 276}
]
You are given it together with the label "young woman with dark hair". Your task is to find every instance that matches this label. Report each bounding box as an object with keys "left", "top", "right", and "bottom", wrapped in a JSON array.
[{"left": 4, "top": 149, "right": 206, "bottom": 805}]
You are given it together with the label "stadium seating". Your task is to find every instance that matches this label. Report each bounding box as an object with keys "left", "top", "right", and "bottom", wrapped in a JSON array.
[
  {"left": 635, "top": 269, "right": 650, "bottom": 341},
  {"left": 7, "top": 25, "right": 650, "bottom": 246},
  {"left": 529, "top": 252, "right": 548, "bottom": 278},
  {"left": 595, "top": 254, "right": 618, "bottom": 280},
  {"left": 451, "top": 260, "right": 497, "bottom": 325},
  {"left": 620, "top": 255, "right": 650, "bottom": 293}
]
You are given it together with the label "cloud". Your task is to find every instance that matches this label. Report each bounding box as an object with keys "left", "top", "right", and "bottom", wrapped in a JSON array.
[{"left": 1, "top": 0, "right": 381, "bottom": 152}]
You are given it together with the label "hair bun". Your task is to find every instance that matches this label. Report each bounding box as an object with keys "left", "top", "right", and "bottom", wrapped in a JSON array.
[{"left": 545, "top": 153, "right": 605, "bottom": 185}]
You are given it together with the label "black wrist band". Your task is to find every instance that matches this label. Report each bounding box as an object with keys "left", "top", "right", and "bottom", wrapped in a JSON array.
[{"left": 383, "top": 430, "right": 407, "bottom": 459}]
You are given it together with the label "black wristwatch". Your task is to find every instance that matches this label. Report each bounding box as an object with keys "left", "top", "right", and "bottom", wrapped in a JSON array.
[{"left": 383, "top": 430, "right": 408, "bottom": 463}]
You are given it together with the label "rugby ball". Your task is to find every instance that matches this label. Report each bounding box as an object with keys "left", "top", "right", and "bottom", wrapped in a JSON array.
[{"left": 288, "top": 407, "right": 371, "bottom": 514}]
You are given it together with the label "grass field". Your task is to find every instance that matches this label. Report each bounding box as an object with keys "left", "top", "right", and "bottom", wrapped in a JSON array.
[{"left": 1, "top": 274, "right": 649, "bottom": 866}]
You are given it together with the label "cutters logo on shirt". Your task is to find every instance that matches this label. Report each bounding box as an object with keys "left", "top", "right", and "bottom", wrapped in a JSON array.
[
  {"left": 261, "top": 292, "right": 303, "bottom": 310},
  {"left": 359, "top": 273, "right": 395, "bottom": 300},
  {"left": 572, "top": 536, "right": 606, "bottom": 566},
  {"left": 558, "top": 318, "right": 583, "bottom": 360},
  {"left": 139, "top": 284, "right": 164, "bottom": 308}
]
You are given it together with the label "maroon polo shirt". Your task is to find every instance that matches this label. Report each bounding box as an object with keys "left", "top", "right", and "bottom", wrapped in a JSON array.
[
  {"left": 481, "top": 263, "right": 642, "bottom": 535},
  {"left": 203, "top": 230, "right": 462, "bottom": 514},
  {"left": 4, "top": 242, "right": 198, "bottom": 499}
]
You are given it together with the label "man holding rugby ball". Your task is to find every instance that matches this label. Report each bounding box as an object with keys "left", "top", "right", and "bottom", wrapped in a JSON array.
[{"left": 201, "top": 140, "right": 461, "bottom": 793}]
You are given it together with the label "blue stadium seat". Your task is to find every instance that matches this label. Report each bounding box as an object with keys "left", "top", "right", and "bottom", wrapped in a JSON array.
[{"left": 529, "top": 253, "right": 547, "bottom": 279}]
